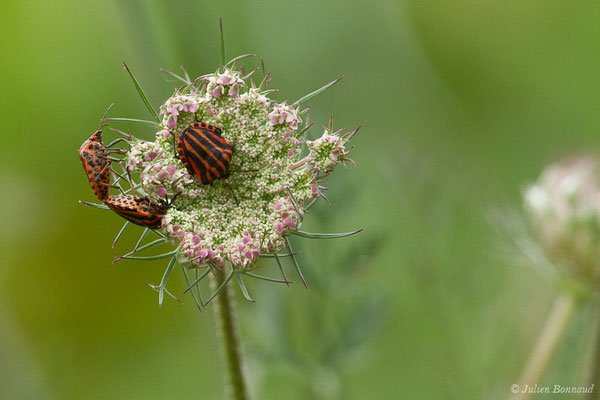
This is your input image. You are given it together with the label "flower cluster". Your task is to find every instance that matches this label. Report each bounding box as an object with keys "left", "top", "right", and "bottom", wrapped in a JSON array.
[
  {"left": 161, "top": 94, "right": 200, "bottom": 130},
  {"left": 207, "top": 70, "right": 245, "bottom": 99},
  {"left": 123, "top": 65, "right": 357, "bottom": 270},
  {"left": 271, "top": 197, "right": 302, "bottom": 235},
  {"left": 306, "top": 128, "right": 355, "bottom": 172},
  {"left": 127, "top": 138, "right": 192, "bottom": 197},
  {"left": 524, "top": 156, "right": 600, "bottom": 286},
  {"left": 268, "top": 102, "right": 301, "bottom": 131}
]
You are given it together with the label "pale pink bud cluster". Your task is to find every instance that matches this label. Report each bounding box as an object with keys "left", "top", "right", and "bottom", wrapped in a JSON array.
[
  {"left": 229, "top": 231, "right": 262, "bottom": 269},
  {"left": 160, "top": 94, "right": 201, "bottom": 130},
  {"left": 127, "top": 140, "right": 161, "bottom": 172},
  {"left": 270, "top": 198, "right": 302, "bottom": 235},
  {"left": 310, "top": 175, "right": 328, "bottom": 199},
  {"left": 240, "top": 88, "right": 269, "bottom": 107},
  {"left": 268, "top": 102, "right": 301, "bottom": 130},
  {"left": 162, "top": 216, "right": 225, "bottom": 267},
  {"left": 306, "top": 129, "right": 353, "bottom": 172},
  {"left": 206, "top": 69, "right": 245, "bottom": 99},
  {"left": 140, "top": 163, "right": 191, "bottom": 197}
]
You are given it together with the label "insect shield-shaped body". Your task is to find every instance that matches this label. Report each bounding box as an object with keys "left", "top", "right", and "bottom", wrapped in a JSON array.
[
  {"left": 79, "top": 129, "right": 115, "bottom": 201},
  {"left": 79, "top": 105, "right": 127, "bottom": 201},
  {"left": 177, "top": 122, "right": 234, "bottom": 184},
  {"left": 104, "top": 194, "right": 169, "bottom": 229}
]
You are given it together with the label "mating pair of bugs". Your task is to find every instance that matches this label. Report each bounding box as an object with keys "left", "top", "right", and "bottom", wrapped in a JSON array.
[{"left": 79, "top": 107, "right": 235, "bottom": 229}]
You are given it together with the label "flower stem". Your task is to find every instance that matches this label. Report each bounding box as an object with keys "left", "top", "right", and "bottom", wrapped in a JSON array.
[
  {"left": 510, "top": 292, "right": 578, "bottom": 400},
  {"left": 582, "top": 295, "right": 600, "bottom": 399},
  {"left": 211, "top": 266, "right": 251, "bottom": 400}
]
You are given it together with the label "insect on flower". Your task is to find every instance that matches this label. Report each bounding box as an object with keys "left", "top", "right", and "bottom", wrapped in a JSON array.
[
  {"left": 79, "top": 104, "right": 129, "bottom": 201},
  {"left": 104, "top": 193, "right": 177, "bottom": 229},
  {"left": 177, "top": 122, "right": 234, "bottom": 185}
]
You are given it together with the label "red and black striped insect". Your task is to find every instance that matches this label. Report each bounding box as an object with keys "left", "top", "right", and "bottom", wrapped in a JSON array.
[
  {"left": 177, "top": 122, "right": 234, "bottom": 184},
  {"left": 104, "top": 194, "right": 173, "bottom": 229},
  {"left": 79, "top": 105, "right": 129, "bottom": 200}
]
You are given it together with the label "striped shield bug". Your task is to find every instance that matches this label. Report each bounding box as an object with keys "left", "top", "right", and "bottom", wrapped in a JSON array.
[
  {"left": 104, "top": 194, "right": 175, "bottom": 229},
  {"left": 79, "top": 105, "right": 130, "bottom": 200},
  {"left": 177, "top": 122, "right": 234, "bottom": 185}
]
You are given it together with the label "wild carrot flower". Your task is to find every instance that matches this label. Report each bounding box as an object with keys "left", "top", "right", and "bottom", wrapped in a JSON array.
[
  {"left": 78, "top": 21, "right": 362, "bottom": 400},
  {"left": 82, "top": 57, "right": 360, "bottom": 306},
  {"left": 505, "top": 155, "right": 600, "bottom": 400},
  {"left": 524, "top": 155, "right": 600, "bottom": 288}
]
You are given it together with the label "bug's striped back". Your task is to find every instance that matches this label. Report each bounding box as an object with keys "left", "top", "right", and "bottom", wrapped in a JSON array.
[
  {"left": 79, "top": 130, "right": 111, "bottom": 201},
  {"left": 177, "top": 122, "right": 234, "bottom": 184},
  {"left": 104, "top": 194, "right": 168, "bottom": 229}
]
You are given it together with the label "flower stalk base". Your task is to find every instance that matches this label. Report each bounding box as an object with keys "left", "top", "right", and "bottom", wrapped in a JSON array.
[
  {"left": 212, "top": 267, "right": 251, "bottom": 400},
  {"left": 510, "top": 292, "right": 578, "bottom": 400}
]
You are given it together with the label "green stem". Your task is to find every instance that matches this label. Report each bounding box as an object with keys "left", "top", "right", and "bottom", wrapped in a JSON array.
[
  {"left": 211, "top": 267, "right": 251, "bottom": 400},
  {"left": 582, "top": 295, "right": 600, "bottom": 399},
  {"left": 510, "top": 292, "right": 578, "bottom": 400}
]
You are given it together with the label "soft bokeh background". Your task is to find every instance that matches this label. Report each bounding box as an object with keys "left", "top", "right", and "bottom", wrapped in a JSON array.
[{"left": 1, "top": 0, "right": 598, "bottom": 399}]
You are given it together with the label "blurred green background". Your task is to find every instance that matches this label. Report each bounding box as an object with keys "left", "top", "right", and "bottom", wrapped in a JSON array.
[{"left": 1, "top": 0, "right": 599, "bottom": 399}]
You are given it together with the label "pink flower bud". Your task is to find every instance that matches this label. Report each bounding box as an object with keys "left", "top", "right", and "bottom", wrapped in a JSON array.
[{"left": 156, "top": 187, "right": 167, "bottom": 197}]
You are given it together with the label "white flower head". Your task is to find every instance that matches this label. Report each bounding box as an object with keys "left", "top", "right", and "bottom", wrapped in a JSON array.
[
  {"left": 524, "top": 155, "right": 600, "bottom": 286},
  {"left": 124, "top": 64, "right": 358, "bottom": 272}
]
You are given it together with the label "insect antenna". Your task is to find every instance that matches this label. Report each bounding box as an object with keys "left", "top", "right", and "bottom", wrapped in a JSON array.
[{"left": 98, "top": 103, "right": 114, "bottom": 131}]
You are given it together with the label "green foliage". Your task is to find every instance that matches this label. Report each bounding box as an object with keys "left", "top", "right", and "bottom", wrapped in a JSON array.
[{"left": 1, "top": 0, "right": 598, "bottom": 399}]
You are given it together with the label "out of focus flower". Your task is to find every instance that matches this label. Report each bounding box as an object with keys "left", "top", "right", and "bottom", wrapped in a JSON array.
[{"left": 524, "top": 155, "right": 600, "bottom": 287}]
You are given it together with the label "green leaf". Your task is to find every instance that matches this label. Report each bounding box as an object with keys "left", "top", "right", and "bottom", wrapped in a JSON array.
[
  {"left": 181, "top": 66, "right": 191, "bottom": 83},
  {"left": 183, "top": 267, "right": 211, "bottom": 294},
  {"left": 192, "top": 268, "right": 205, "bottom": 308},
  {"left": 116, "top": 250, "right": 177, "bottom": 262},
  {"left": 292, "top": 229, "right": 363, "bottom": 239},
  {"left": 118, "top": 238, "right": 166, "bottom": 258},
  {"left": 112, "top": 221, "right": 130, "bottom": 248},
  {"left": 292, "top": 76, "right": 343, "bottom": 106},
  {"left": 297, "top": 123, "right": 314, "bottom": 138},
  {"left": 285, "top": 237, "right": 308, "bottom": 289},
  {"left": 180, "top": 265, "right": 204, "bottom": 311},
  {"left": 146, "top": 255, "right": 181, "bottom": 307},
  {"left": 259, "top": 252, "right": 298, "bottom": 258},
  {"left": 160, "top": 68, "right": 190, "bottom": 84},
  {"left": 258, "top": 72, "right": 271, "bottom": 91},
  {"left": 219, "top": 18, "right": 225, "bottom": 66},
  {"left": 235, "top": 271, "right": 255, "bottom": 302},
  {"left": 79, "top": 200, "right": 109, "bottom": 210},
  {"left": 132, "top": 227, "right": 149, "bottom": 255},
  {"left": 273, "top": 253, "right": 290, "bottom": 286},
  {"left": 105, "top": 117, "right": 158, "bottom": 126},
  {"left": 304, "top": 197, "right": 318, "bottom": 211},
  {"left": 226, "top": 53, "right": 256, "bottom": 67},
  {"left": 243, "top": 271, "right": 292, "bottom": 284},
  {"left": 122, "top": 62, "right": 159, "bottom": 122},
  {"left": 150, "top": 229, "right": 167, "bottom": 239}
]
